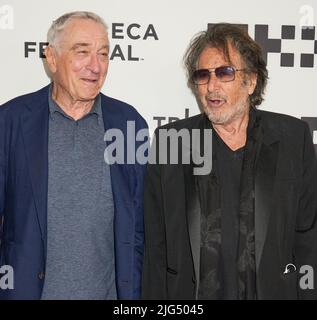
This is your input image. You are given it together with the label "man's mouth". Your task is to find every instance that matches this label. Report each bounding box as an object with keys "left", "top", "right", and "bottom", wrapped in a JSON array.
[
  {"left": 207, "top": 98, "right": 226, "bottom": 108},
  {"left": 81, "top": 78, "right": 98, "bottom": 84}
]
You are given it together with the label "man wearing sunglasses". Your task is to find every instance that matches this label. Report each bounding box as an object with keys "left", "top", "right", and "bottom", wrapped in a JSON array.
[{"left": 142, "top": 23, "right": 317, "bottom": 299}]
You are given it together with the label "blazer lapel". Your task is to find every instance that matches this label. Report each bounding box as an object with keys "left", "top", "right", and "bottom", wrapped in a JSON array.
[
  {"left": 100, "top": 95, "right": 132, "bottom": 229},
  {"left": 184, "top": 164, "right": 201, "bottom": 299},
  {"left": 183, "top": 114, "right": 210, "bottom": 299},
  {"left": 254, "top": 125, "right": 280, "bottom": 272},
  {"left": 21, "top": 88, "right": 49, "bottom": 250},
  {"left": 100, "top": 95, "right": 134, "bottom": 299}
]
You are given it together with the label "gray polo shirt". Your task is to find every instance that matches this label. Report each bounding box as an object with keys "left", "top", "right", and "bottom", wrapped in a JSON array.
[{"left": 41, "top": 86, "right": 117, "bottom": 300}]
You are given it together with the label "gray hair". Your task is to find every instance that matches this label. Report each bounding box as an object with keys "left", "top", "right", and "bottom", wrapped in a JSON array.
[{"left": 47, "top": 11, "right": 108, "bottom": 46}]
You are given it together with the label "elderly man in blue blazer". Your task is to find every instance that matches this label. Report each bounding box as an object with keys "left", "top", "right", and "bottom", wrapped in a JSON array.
[{"left": 0, "top": 11, "right": 148, "bottom": 300}]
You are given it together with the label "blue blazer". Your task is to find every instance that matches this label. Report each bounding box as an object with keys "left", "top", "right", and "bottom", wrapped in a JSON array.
[{"left": 0, "top": 85, "right": 148, "bottom": 300}]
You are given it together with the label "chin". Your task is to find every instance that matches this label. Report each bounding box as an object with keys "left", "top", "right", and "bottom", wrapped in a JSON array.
[
  {"left": 204, "top": 108, "right": 227, "bottom": 124},
  {"left": 206, "top": 104, "right": 248, "bottom": 125},
  {"left": 208, "top": 116, "right": 228, "bottom": 125},
  {"left": 78, "top": 85, "right": 101, "bottom": 97},
  {"left": 78, "top": 92, "right": 99, "bottom": 101}
]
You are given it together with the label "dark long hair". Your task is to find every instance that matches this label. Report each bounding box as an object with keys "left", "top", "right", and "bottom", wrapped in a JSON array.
[{"left": 184, "top": 23, "right": 268, "bottom": 108}]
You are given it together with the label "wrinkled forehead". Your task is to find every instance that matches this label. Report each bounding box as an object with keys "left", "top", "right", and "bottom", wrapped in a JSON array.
[
  {"left": 58, "top": 18, "right": 109, "bottom": 45},
  {"left": 198, "top": 42, "right": 244, "bottom": 67}
]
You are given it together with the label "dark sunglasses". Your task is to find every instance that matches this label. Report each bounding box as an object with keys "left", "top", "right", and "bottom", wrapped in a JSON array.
[{"left": 192, "top": 66, "right": 247, "bottom": 85}]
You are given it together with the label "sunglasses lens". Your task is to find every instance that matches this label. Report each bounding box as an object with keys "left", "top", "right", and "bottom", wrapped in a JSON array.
[
  {"left": 192, "top": 66, "right": 236, "bottom": 84},
  {"left": 215, "top": 66, "right": 235, "bottom": 82},
  {"left": 192, "top": 69, "right": 210, "bottom": 85}
]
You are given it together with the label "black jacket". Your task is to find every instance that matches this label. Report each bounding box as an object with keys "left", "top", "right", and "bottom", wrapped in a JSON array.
[{"left": 142, "top": 109, "right": 317, "bottom": 300}]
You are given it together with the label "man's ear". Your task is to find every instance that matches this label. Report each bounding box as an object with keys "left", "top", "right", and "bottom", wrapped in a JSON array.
[
  {"left": 45, "top": 45, "right": 57, "bottom": 74},
  {"left": 247, "top": 72, "right": 257, "bottom": 95}
]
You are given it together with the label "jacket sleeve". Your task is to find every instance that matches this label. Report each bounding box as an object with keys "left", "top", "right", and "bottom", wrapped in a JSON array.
[
  {"left": 294, "top": 121, "right": 317, "bottom": 299},
  {"left": 0, "top": 106, "right": 6, "bottom": 245},
  {"left": 142, "top": 130, "right": 168, "bottom": 299}
]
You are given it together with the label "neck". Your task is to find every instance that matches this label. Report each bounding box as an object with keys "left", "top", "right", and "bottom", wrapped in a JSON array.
[
  {"left": 212, "top": 109, "right": 250, "bottom": 151},
  {"left": 213, "top": 110, "right": 249, "bottom": 135},
  {"left": 52, "top": 84, "right": 95, "bottom": 121}
]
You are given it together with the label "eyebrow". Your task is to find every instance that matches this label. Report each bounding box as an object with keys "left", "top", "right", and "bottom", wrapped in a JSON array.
[
  {"left": 71, "top": 43, "right": 109, "bottom": 50},
  {"left": 98, "top": 45, "right": 110, "bottom": 51},
  {"left": 71, "top": 43, "right": 90, "bottom": 50}
]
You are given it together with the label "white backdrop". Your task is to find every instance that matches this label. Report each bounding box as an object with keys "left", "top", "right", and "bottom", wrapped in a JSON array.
[{"left": 0, "top": 0, "right": 316, "bottom": 140}]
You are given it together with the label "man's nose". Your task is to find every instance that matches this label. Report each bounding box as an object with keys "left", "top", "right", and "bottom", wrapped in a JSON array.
[
  {"left": 87, "top": 53, "right": 100, "bottom": 73},
  {"left": 207, "top": 73, "right": 221, "bottom": 92}
]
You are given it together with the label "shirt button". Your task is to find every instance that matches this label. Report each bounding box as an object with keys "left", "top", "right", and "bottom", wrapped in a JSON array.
[{"left": 38, "top": 272, "right": 45, "bottom": 280}]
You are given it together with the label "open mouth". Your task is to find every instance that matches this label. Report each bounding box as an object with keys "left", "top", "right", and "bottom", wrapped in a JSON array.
[{"left": 208, "top": 99, "right": 225, "bottom": 107}]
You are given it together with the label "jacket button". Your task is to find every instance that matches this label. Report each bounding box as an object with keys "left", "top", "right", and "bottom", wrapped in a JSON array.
[{"left": 38, "top": 272, "right": 45, "bottom": 280}]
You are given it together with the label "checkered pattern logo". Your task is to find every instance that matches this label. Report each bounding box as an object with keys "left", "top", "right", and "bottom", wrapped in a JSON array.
[{"left": 208, "top": 23, "right": 317, "bottom": 67}]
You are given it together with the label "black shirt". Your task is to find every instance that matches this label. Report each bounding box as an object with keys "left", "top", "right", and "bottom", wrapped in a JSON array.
[{"left": 214, "top": 132, "right": 244, "bottom": 300}]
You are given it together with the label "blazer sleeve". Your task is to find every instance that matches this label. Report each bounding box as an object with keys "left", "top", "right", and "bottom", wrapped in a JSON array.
[
  {"left": 142, "top": 130, "right": 168, "bottom": 299},
  {"left": 0, "top": 107, "right": 6, "bottom": 244},
  {"left": 294, "top": 121, "right": 317, "bottom": 299}
]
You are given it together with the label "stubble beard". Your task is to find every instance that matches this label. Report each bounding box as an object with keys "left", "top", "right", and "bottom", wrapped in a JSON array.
[{"left": 204, "top": 98, "right": 249, "bottom": 125}]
